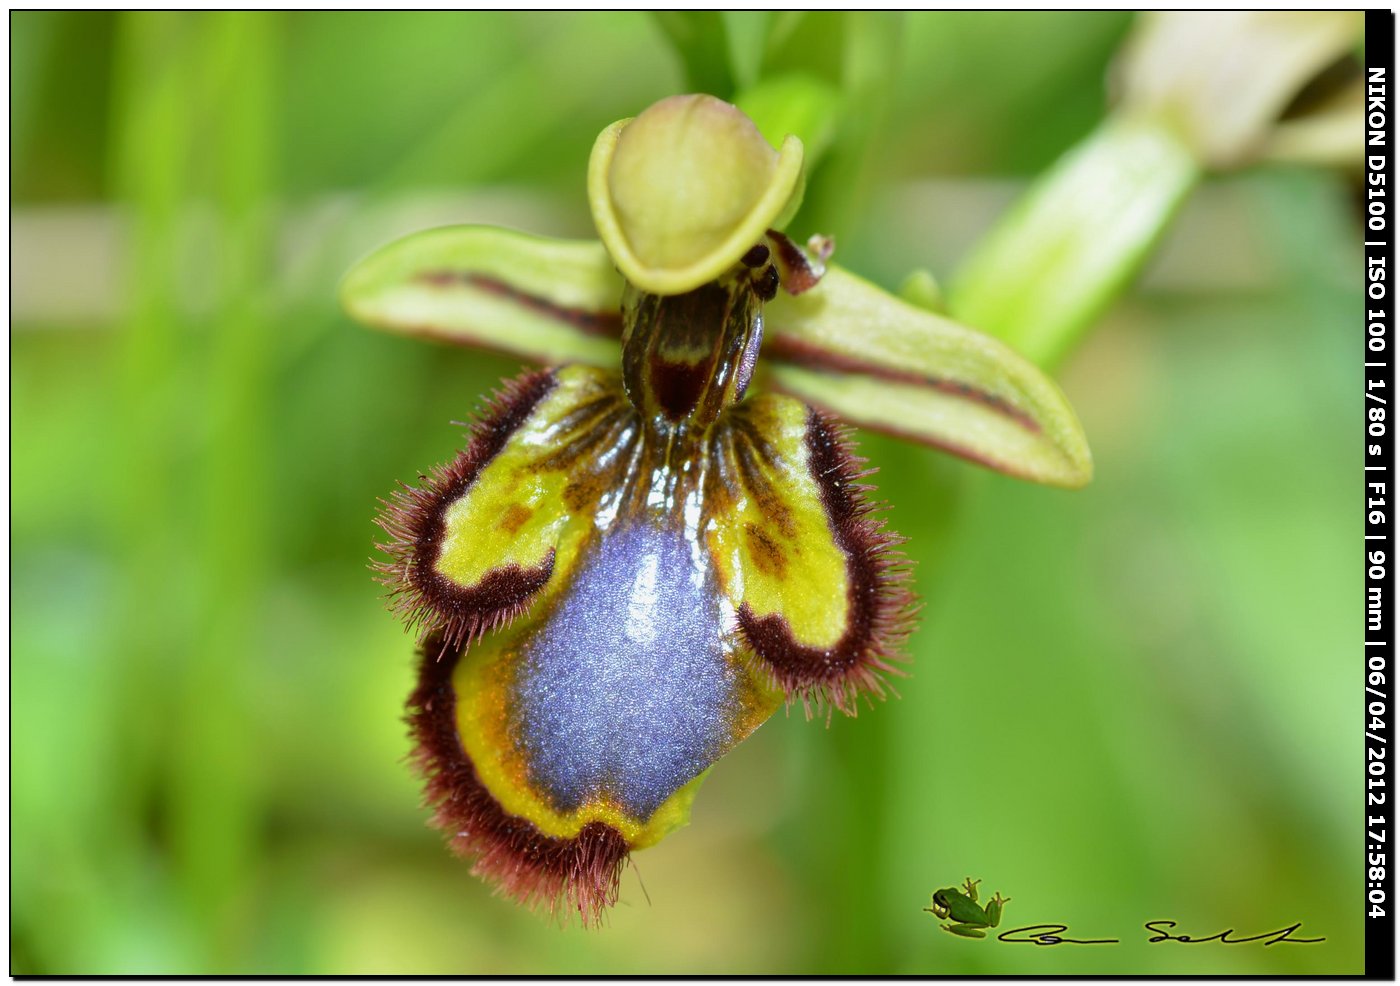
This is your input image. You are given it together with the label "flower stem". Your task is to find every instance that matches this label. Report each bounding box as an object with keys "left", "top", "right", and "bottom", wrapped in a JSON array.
[{"left": 948, "top": 113, "right": 1201, "bottom": 368}]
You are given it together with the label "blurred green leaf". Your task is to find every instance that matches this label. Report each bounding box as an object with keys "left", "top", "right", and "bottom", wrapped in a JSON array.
[
  {"left": 735, "top": 72, "right": 842, "bottom": 168},
  {"left": 651, "top": 11, "right": 735, "bottom": 98},
  {"left": 788, "top": 12, "right": 904, "bottom": 239},
  {"left": 721, "top": 10, "right": 774, "bottom": 91}
]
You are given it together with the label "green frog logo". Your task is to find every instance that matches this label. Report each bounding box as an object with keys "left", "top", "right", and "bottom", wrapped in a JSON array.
[{"left": 925, "top": 878, "right": 1011, "bottom": 939}]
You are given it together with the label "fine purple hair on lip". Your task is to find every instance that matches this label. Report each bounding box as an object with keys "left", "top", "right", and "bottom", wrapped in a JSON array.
[
  {"left": 737, "top": 406, "right": 918, "bottom": 717},
  {"left": 407, "top": 630, "right": 632, "bottom": 926},
  {"left": 374, "top": 369, "right": 560, "bottom": 649}
]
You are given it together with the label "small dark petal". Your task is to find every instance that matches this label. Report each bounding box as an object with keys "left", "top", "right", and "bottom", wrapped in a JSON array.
[
  {"left": 755, "top": 265, "right": 780, "bottom": 302},
  {"left": 740, "top": 243, "right": 771, "bottom": 268},
  {"left": 764, "top": 229, "right": 825, "bottom": 295},
  {"left": 407, "top": 631, "right": 631, "bottom": 925}
]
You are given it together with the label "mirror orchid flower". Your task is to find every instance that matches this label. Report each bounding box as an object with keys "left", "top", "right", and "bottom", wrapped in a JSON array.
[{"left": 341, "top": 94, "right": 1092, "bottom": 924}]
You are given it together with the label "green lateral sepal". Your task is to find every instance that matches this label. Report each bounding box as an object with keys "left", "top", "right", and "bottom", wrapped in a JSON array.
[
  {"left": 340, "top": 225, "right": 624, "bottom": 367},
  {"left": 764, "top": 265, "right": 1093, "bottom": 489}
]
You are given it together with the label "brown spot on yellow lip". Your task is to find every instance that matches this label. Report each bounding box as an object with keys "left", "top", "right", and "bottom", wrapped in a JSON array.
[
  {"left": 499, "top": 502, "right": 532, "bottom": 535},
  {"left": 744, "top": 521, "right": 788, "bottom": 578},
  {"left": 735, "top": 406, "right": 917, "bottom": 716},
  {"left": 374, "top": 369, "right": 561, "bottom": 648}
]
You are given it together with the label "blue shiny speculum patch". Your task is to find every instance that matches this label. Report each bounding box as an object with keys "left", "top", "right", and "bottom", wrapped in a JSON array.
[{"left": 511, "top": 520, "right": 742, "bottom": 821}]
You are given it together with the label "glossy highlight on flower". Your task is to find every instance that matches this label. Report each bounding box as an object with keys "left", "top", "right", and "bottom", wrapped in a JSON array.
[{"left": 341, "top": 94, "right": 1092, "bottom": 924}]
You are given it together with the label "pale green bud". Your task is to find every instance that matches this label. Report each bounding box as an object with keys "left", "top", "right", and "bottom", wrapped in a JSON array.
[{"left": 1115, "top": 11, "right": 1363, "bottom": 169}]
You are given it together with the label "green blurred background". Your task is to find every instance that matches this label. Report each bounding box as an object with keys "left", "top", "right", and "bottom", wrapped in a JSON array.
[{"left": 11, "top": 10, "right": 1362, "bottom": 975}]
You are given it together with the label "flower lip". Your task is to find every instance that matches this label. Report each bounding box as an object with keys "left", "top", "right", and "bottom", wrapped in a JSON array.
[{"left": 589, "top": 94, "right": 805, "bottom": 296}]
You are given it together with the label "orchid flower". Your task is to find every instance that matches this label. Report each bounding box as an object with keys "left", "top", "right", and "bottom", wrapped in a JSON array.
[{"left": 340, "top": 94, "right": 1092, "bottom": 924}]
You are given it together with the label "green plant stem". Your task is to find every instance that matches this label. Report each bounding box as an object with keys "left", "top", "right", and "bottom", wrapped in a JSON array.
[
  {"left": 104, "top": 12, "right": 204, "bottom": 971},
  {"left": 948, "top": 113, "right": 1201, "bottom": 368},
  {"left": 170, "top": 11, "right": 278, "bottom": 968}
]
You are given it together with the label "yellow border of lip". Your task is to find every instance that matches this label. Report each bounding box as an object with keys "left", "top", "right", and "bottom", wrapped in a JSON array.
[{"left": 588, "top": 118, "right": 805, "bottom": 297}]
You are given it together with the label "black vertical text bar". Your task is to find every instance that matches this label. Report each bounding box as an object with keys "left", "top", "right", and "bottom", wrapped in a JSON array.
[{"left": 1365, "top": 9, "right": 1395, "bottom": 981}]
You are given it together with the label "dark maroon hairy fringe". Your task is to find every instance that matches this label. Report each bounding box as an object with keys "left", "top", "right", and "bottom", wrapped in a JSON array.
[
  {"left": 738, "top": 407, "right": 918, "bottom": 718},
  {"left": 407, "top": 632, "right": 631, "bottom": 925},
  {"left": 374, "top": 369, "right": 560, "bottom": 648}
]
